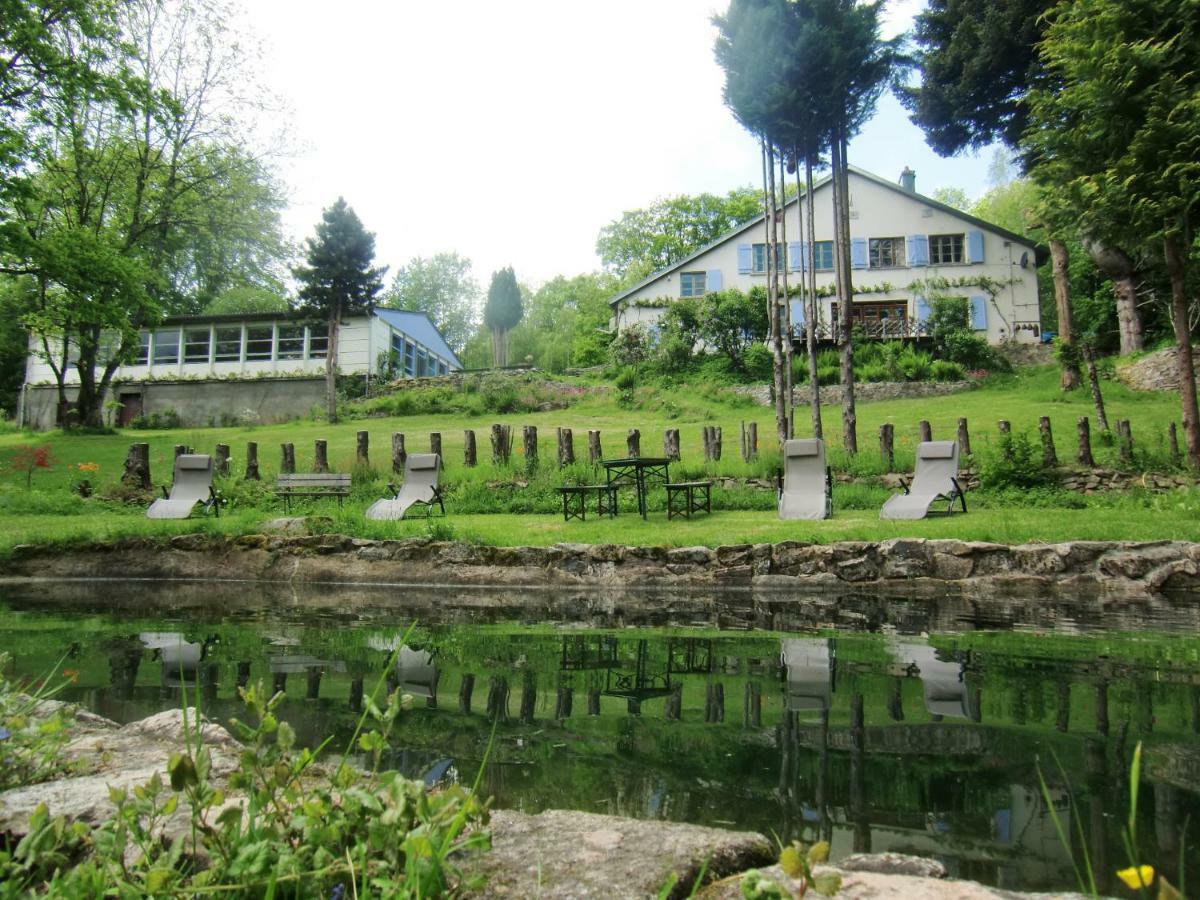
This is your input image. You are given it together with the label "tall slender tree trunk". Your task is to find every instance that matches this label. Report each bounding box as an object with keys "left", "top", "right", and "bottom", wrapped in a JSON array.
[
  {"left": 779, "top": 153, "right": 794, "bottom": 439},
  {"left": 764, "top": 141, "right": 787, "bottom": 443},
  {"left": 1086, "top": 238, "right": 1144, "bottom": 355},
  {"left": 832, "top": 127, "right": 857, "bottom": 453},
  {"left": 1050, "top": 238, "right": 1081, "bottom": 390},
  {"left": 326, "top": 307, "right": 340, "bottom": 423},
  {"left": 804, "top": 156, "right": 822, "bottom": 440},
  {"left": 1164, "top": 233, "right": 1200, "bottom": 469}
]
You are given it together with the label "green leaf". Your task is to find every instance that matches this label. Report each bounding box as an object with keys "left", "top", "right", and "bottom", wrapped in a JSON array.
[
  {"left": 812, "top": 872, "right": 843, "bottom": 897},
  {"left": 779, "top": 845, "right": 804, "bottom": 878},
  {"left": 168, "top": 753, "right": 198, "bottom": 791}
]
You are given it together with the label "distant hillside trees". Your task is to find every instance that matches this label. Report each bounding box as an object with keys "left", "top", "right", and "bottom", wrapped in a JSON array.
[{"left": 382, "top": 252, "right": 480, "bottom": 354}]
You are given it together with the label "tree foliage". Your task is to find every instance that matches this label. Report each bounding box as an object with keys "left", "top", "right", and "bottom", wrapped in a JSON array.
[
  {"left": 595, "top": 189, "right": 761, "bottom": 282},
  {"left": 293, "top": 197, "right": 386, "bottom": 423},
  {"left": 483, "top": 267, "right": 522, "bottom": 368},
  {"left": 382, "top": 252, "right": 479, "bottom": 354},
  {"left": 899, "top": 0, "right": 1054, "bottom": 155}
]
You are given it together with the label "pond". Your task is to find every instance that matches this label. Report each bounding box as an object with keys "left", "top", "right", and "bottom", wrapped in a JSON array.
[{"left": 2, "top": 579, "right": 1199, "bottom": 894}]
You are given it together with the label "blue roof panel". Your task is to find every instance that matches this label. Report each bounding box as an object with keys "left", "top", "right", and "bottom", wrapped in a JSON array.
[{"left": 372, "top": 308, "right": 462, "bottom": 369}]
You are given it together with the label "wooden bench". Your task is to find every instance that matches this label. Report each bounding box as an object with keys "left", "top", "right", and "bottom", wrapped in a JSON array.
[
  {"left": 557, "top": 484, "right": 618, "bottom": 521},
  {"left": 665, "top": 481, "right": 713, "bottom": 520},
  {"left": 275, "top": 473, "right": 352, "bottom": 512}
]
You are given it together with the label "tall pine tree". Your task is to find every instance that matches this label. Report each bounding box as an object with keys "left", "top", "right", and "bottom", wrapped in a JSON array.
[
  {"left": 293, "top": 198, "right": 386, "bottom": 423},
  {"left": 484, "top": 267, "right": 523, "bottom": 368}
]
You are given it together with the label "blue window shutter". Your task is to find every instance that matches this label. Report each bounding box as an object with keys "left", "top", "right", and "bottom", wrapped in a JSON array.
[
  {"left": 790, "top": 298, "right": 805, "bottom": 325},
  {"left": 915, "top": 295, "right": 932, "bottom": 325},
  {"left": 706, "top": 269, "right": 722, "bottom": 292},
  {"left": 851, "top": 238, "right": 868, "bottom": 269},
  {"left": 967, "top": 230, "right": 985, "bottom": 263},
  {"left": 788, "top": 241, "right": 801, "bottom": 272},
  {"left": 907, "top": 235, "right": 929, "bottom": 267},
  {"left": 970, "top": 295, "right": 988, "bottom": 330},
  {"left": 800, "top": 242, "right": 810, "bottom": 272},
  {"left": 737, "top": 243, "right": 752, "bottom": 274}
]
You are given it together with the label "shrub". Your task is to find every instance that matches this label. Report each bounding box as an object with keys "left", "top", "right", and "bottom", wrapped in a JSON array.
[
  {"left": 743, "top": 344, "right": 774, "bottom": 381},
  {"left": 857, "top": 362, "right": 890, "bottom": 382},
  {"left": 979, "top": 431, "right": 1058, "bottom": 490},
  {"left": 817, "top": 364, "right": 840, "bottom": 385},
  {"left": 896, "top": 347, "right": 932, "bottom": 381},
  {"left": 930, "top": 359, "right": 967, "bottom": 382},
  {"left": 129, "top": 408, "right": 182, "bottom": 430}
]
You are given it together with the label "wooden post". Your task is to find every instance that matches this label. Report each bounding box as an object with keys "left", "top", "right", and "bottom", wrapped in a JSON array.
[
  {"left": 705, "top": 683, "right": 725, "bottom": 723},
  {"left": 740, "top": 422, "right": 746, "bottom": 461},
  {"left": 306, "top": 666, "right": 322, "bottom": 700},
  {"left": 519, "top": 671, "right": 536, "bottom": 725},
  {"left": 281, "top": 442, "right": 295, "bottom": 475},
  {"left": 555, "top": 686, "right": 573, "bottom": 720},
  {"left": 464, "top": 430, "right": 477, "bottom": 467},
  {"left": 214, "top": 443, "right": 230, "bottom": 476},
  {"left": 1095, "top": 681, "right": 1109, "bottom": 736},
  {"left": 918, "top": 420, "right": 932, "bottom": 443},
  {"left": 356, "top": 431, "right": 369, "bottom": 467},
  {"left": 349, "top": 677, "right": 364, "bottom": 713},
  {"left": 746, "top": 422, "right": 758, "bottom": 460},
  {"left": 121, "top": 442, "right": 151, "bottom": 489},
  {"left": 430, "top": 432, "right": 442, "bottom": 459},
  {"left": 491, "top": 424, "right": 511, "bottom": 465},
  {"left": 665, "top": 684, "right": 682, "bottom": 721},
  {"left": 1118, "top": 419, "right": 1133, "bottom": 464},
  {"left": 1077, "top": 417, "right": 1094, "bottom": 467},
  {"left": 997, "top": 421, "right": 1012, "bottom": 462},
  {"left": 1169, "top": 422, "right": 1181, "bottom": 463},
  {"left": 486, "top": 676, "right": 509, "bottom": 722},
  {"left": 392, "top": 433, "right": 406, "bottom": 473},
  {"left": 626, "top": 428, "right": 640, "bottom": 457},
  {"left": 998, "top": 419, "right": 1011, "bottom": 436},
  {"left": 588, "top": 430, "right": 602, "bottom": 465},
  {"left": 664, "top": 428, "right": 680, "bottom": 461},
  {"left": 245, "top": 442, "right": 260, "bottom": 480},
  {"left": 879, "top": 423, "right": 894, "bottom": 472},
  {"left": 458, "top": 674, "right": 475, "bottom": 714},
  {"left": 174, "top": 444, "right": 188, "bottom": 459},
  {"left": 743, "top": 681, "right": 762, "bottom": 727},
  {"left": 313, "top": 439, "right": 329, "bottom": 473},
  {"left": 587, "top": 689, "right": 601, "bottom": 716},
  {"left": 712, "top": 425, "right": 722, "bottom": 460},
  {"left": 522, "top": 425, "right": 538, "bottom": 468},
  {"left": 556, "top": 427, "right": 575, "bottom": 467},
  {"left": 702, "top": 426, "right": 713, "bottom": 462},
  {"left": 1039, "top": 416, "right": 1057, "bottom": 467},
  {"left": 957, "top": 417, "right": 971, "bottom": 456}
]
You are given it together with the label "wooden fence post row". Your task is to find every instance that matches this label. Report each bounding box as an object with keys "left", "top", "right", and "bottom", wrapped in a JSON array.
[
  {"left": 557, "top": 427, "right": 575, "bottom": 467},
  {"left": 313, "top": 439, "right": 329, "bottom": 473},
  {"left": 464, "top": 430, "right": 477, "bottom": 467},
  {"left": 356, "top": 431, "right": 369, "bottom": 468},
  {"left": 392, "top": 433, "right": 406, "bottom": 473},
  {"left": 879, "top": 423, "right": 894, "bottom": 472},
  {"left": 522, "top": 425, "right": 538, "bottom": 467}
]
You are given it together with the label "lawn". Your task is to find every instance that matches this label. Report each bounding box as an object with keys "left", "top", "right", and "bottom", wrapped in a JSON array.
[{"left": 0, "top": 364, "right": 1196, "bottom": 552}]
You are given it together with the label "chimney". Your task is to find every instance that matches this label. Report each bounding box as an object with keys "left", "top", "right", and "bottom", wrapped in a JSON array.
[{"left": 899, "top": 167, "right": 916, "bottom": 193}]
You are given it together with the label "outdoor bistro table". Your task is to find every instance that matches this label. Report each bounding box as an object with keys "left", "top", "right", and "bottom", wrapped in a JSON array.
[{"left": 599, "top": 457, "right": 671, "bottom": 520}]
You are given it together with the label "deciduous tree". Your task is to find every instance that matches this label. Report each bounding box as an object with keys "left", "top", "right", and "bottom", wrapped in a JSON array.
[{"left": 382, "top": 252, "right": 479, "bottom": 354}]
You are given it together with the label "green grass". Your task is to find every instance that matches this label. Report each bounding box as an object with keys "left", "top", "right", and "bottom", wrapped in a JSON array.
[{"left": 0, "top": 364, "right": 1196, "bottom": 552}]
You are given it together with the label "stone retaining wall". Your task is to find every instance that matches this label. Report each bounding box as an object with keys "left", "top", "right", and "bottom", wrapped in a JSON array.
[
  {"left": 5, "top": 535, "right": 1198, "bottom": 597},
  {"left": 734, "top": 380, "right": 975, "bottom": 407},
  {"left": 1116, "top": 345, "right": 1200, "bottom": 392}
]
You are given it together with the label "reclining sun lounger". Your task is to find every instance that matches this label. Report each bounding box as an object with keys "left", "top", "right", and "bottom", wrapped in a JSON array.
[
  {"left": 365, "top": 453, "right": 445, "bottom": 520},
  {"left": 146, "top": 454, "right": 221, "bottom": 519},
  {"left": 894, "top": 641, "right": 975, "bottom": 720},
  {"left": 781, "top": 637, "right": 836, "bottom": 712},
  {"left": 778, "top": 438, "right": 832, "bottom": 520},
  {"left": 880, "top": 440, "right": 966, "bottom": 520}
]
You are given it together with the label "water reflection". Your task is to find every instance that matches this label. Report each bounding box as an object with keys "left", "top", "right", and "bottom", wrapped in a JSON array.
[{"left": 2, "top": 579, "right": 1200, "bottom": 893}]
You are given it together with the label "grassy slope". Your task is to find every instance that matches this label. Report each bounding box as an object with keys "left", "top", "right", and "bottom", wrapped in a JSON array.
[{"left": 0, "top": 365, "right": 1196, "bottom": 552}]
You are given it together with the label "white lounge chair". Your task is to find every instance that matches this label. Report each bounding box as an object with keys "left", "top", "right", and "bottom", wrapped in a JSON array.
[
  {"left": 894, "top": 641, "right": 974, "bottom": 720},
  {"left": 365, "top": 453, "right": 445, "bottom": 520},
  {"left": 778, "top": 438, "right": 832, "bottom": 520},
  {"left": 880, "top": 440, "right": 966, "bottom": 520},
  {"left": 146, "top": 454, "right": 221, "bottom": 519}
]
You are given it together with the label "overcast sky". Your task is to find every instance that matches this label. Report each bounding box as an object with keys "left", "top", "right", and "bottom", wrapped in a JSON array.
[{"left": 242, "top": 0, "right": 1001, "bottom": 289}]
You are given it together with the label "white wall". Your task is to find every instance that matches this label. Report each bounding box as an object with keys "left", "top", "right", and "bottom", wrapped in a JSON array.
[{"left": 615, "top": 170, "right": 1042, "bottom": 345}]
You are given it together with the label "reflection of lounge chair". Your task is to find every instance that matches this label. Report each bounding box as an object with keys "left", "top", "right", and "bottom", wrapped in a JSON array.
[
  {"left": 140, "top": 632, "right": 203, "bottom": 683},
  {"left": 395, "top": 647, "right": 439, "bottom": 701},
  {"left": 147, "top": 454, "right": 221, "bottom": 519},
  {"left": 895, "top": 641, "right": 972, "bottom": 719},
  {"left": 778, "top": 439, "right": 832, "bottom": 520},
  {"left": 781, "top": 638, "right": 835, "bottom": 712},
  {"left": 365, "top": 454, "right": 444, "bottom": 520},
  {"left": 880, "top": 441, "right": 966, "bottom": 520}
]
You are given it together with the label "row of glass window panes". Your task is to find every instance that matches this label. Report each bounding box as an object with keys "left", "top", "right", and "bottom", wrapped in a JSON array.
[
  {"left": 135, "top": 324, "right": 329, "bottom": 366},
  {"left": 753, "top": 235, "right": 963, "bottom": 271},
  {"left": 390, "top": 332, "right": 449, "bottom": 377}
]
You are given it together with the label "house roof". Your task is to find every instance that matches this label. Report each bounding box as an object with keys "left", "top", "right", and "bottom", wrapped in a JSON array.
[
  {"left": 608, "top": 165, "right": 1047, "bottom": 307},
  {"left": 373, "top": 307, "right": 463, "bottom": 368}
]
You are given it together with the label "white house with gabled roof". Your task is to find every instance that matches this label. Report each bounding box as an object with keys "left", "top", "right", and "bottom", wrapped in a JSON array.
[{"left": 610, "top": 166, "right": 1045, "bottom": 345}]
